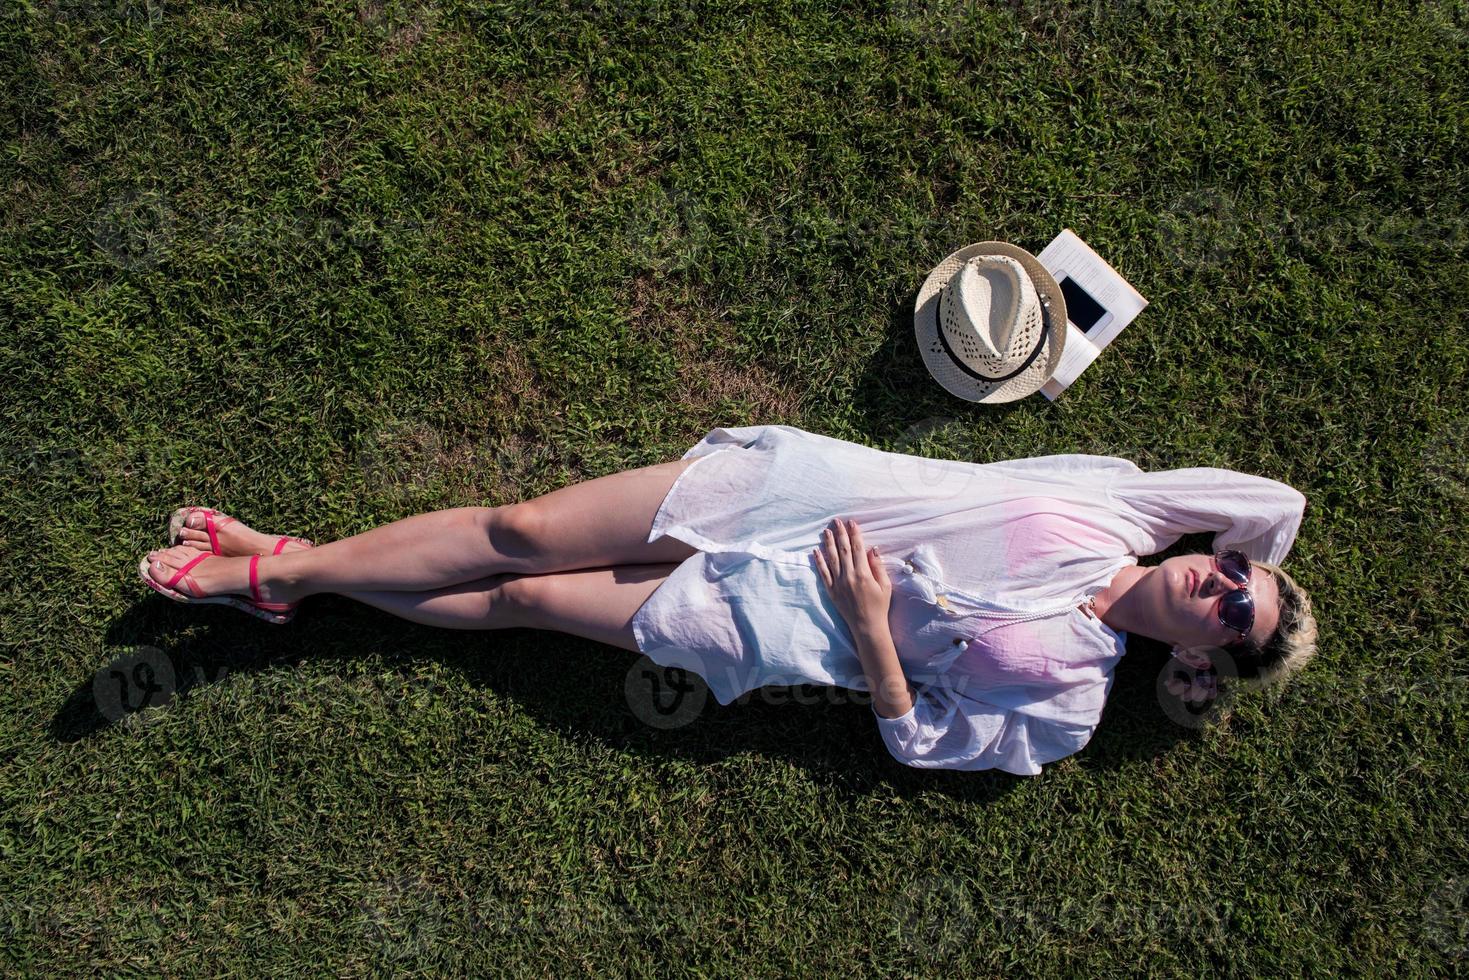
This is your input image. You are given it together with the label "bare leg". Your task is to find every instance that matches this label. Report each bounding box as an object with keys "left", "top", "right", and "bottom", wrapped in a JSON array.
[
  {"left": 144, "top": 458, "right": 704, "bottom": 604},
  {"left": 338, "top": 562, "right": 683, "bottom": 653}
]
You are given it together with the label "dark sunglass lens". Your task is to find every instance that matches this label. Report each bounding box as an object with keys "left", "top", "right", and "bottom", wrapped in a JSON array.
[
  {"left": 1217, "top": 550, "right": 1251, "bottom": 585},
  {"left": 1219, "top": 590, "right": 1255, "bottom": 634}
]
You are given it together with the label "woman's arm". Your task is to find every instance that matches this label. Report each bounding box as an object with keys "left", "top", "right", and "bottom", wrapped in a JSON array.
[
  {"left": 852, "top": 616, "right": 916, "bottom": 720},
  {"left": 812, "top": 517, "right": 914, "bottom": 718},
  {"left": 1105, "top": 467, "right": 1307, "bottom": 563}
]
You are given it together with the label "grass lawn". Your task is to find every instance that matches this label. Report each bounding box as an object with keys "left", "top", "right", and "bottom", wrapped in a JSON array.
[{"left": 2, "top": 0, "right": 1466, "bottom": 973}]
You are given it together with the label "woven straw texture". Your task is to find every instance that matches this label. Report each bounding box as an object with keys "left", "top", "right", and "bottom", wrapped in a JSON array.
[{"left": 913, "top": 241, "right": 1068, "bottom": 403}]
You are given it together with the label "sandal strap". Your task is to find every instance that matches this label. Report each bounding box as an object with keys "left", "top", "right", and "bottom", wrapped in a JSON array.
[
  {"left": 246, "top": 554, "right": 295, "bottom": 612},
  {"left": 164, "top": 551, "right": 214, "bottom": 597},
  {"left": 200, "top": 508, "right": 237, "bottom": 555},
  {"left": 156, "top": 551, "right": 295, "bottom": 613},
  {"left": 184, "top": 507, "right": 237, "bottom": 555},
  {"left": 184, "top": 508, "right": 219, "bottom": 552}
]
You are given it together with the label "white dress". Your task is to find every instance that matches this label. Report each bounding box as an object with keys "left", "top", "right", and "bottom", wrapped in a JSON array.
[{"left": 629, "top": 425, "right": 1307, "bottom": 775}]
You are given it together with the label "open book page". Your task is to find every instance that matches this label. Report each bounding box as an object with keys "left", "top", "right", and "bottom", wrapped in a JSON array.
[{"left": 1037, "top": 229, "right": 1149, "bottom": 400}]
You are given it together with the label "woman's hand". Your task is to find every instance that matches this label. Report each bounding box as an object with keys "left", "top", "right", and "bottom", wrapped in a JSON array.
[{"left": 813, "top": 517, "right": 893, "bottom": 633}]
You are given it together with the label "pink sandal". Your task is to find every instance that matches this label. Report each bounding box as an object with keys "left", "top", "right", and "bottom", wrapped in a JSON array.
[
  {"left": 168, "top": 507, "right": 314, "bottom": 556},
  {"left": 137, "top": 551, "right": 300, "bottom": 625}
]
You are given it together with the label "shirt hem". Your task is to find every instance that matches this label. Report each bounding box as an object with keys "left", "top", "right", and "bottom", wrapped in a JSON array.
[{"left": 646, "top": 449, "right": 722, "bottom": 545}]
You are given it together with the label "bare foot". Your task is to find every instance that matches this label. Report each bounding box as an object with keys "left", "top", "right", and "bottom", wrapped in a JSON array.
[
  {"left": 174, "top": 508, "right": 315, "bottom": 557},
  {"left": 145, "top": 544, "right": 300, "bottom": 605}
]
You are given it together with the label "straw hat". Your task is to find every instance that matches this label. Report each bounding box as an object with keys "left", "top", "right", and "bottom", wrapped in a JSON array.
[{"left": 913, "top": 241, "right": 1068, "bottom": 403}]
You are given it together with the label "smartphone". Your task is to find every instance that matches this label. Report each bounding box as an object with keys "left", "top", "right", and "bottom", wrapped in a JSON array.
[{"left": 1058, "top": 275, "right": 1112, "bottom": 336}]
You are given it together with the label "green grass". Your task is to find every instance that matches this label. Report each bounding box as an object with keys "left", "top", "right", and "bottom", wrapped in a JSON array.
[{"left": 2, "top": 0, "right": 1467, "bottom": 973}]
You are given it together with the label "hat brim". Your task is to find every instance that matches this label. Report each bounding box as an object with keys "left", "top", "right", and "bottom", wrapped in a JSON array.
[{"left": 914, "top": 241, "right": 1068, "bottom": 404}]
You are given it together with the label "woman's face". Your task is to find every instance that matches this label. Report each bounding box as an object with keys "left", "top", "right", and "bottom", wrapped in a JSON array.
[{"left": 1141, "top": 553, "right": 1281, "bottom": 662}]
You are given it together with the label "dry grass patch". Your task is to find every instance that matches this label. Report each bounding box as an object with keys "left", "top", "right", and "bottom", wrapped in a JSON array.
[{"left": 626, "top": 272, "right": 803, "bottom": 440}]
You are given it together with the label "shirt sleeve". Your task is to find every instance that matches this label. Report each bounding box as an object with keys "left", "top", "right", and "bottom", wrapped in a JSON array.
[
  {"left": 1105, "top": 466, "right": 1307, "bottom": 565},
  {"left": 871, "top": 681, "right": 1096, "bottom": 775}
]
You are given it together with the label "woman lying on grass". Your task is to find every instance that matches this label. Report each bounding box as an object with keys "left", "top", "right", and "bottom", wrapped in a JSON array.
[{"left": 138, "top": 423, "right": 1318, "bottom": 775}]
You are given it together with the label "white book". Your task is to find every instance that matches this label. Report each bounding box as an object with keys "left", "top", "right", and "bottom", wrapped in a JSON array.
[{"left": 1036, "top": 229, "right": 1149, "bottom": 400}]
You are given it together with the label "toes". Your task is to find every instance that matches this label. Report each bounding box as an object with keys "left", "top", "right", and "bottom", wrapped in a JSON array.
[
  {"left": 146, "top": 555, "right": 173, "bottom": 585},
  {"left": 185, "top": 508, "right": 222, "bottom": 531},
  {"left": 147, "top": 546, "right": 202, "bottom": 588},
  {"left": 154, "top": 544, "right": 194, "bottom": 570}
]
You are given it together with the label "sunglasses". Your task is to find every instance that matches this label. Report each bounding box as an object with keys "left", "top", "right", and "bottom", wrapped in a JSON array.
[{"left": 1210, "top": 550, "right": 1256, "bottom": 641}]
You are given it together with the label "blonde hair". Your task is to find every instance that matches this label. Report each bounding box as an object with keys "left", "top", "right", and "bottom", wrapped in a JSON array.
[{"left": 1228, "top": 560, "right": 1318, "bottom": 688}]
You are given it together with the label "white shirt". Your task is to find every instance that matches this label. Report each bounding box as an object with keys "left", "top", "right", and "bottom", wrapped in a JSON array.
[{"left": 629, "top": 425, "right": 1307, "bottom": 775}]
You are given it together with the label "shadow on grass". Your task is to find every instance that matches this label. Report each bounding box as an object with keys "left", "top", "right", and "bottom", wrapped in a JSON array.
[
  {"left": 850, "top": 280, "right": 1037, "bottom": 431},
  {"left": 53, "top": 275, "right": 1206, "bottom": 801},
  {"left": 58, "top": 590, "right": 1198, "bottom": 808}
]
